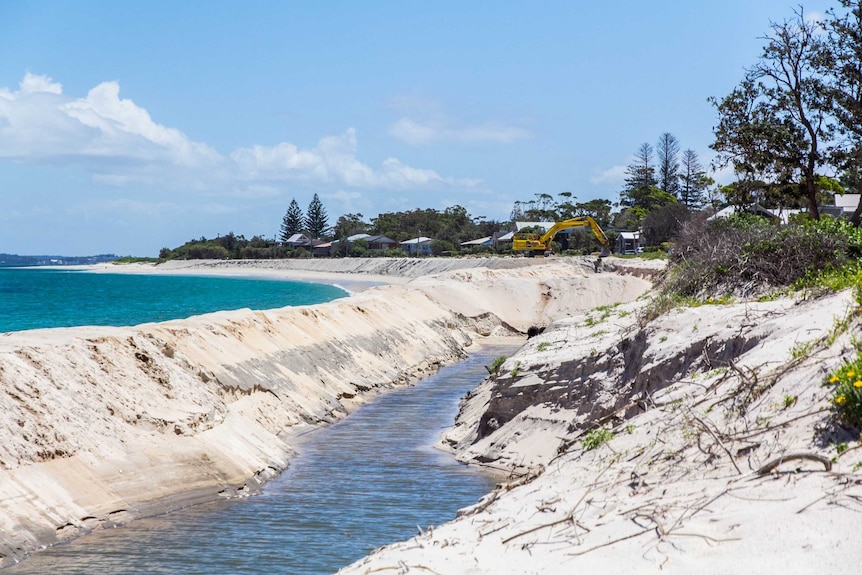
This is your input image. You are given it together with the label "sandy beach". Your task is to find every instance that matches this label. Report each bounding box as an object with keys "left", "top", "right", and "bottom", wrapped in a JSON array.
[{"left": 0, "top": 256, "right": 652, "bottom": 567}]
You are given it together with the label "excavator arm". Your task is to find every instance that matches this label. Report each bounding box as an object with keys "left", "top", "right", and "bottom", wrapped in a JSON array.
[{"left": 512, "top": 216, "right": 612, "bottom": 257}]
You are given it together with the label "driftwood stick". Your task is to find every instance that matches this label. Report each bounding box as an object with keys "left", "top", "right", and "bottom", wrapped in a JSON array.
[
  {"left": 755, "top": 452, "right": 832, "bottom": 476},
  {"left": 691, "top": 414, "right": 743, "bottom": 475},
  {"left": 501, "top": 513, "right": 574, "bottom": 545}
]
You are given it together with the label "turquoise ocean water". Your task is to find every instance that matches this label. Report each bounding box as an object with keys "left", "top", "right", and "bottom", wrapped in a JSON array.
[{"left": 0, "top": 267, "right": 347, "bottom": 333}]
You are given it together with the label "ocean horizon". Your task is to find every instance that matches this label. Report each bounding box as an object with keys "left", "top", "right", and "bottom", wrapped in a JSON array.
[{"left": 0, "top": 267, "right": 347, "bottom": 333}]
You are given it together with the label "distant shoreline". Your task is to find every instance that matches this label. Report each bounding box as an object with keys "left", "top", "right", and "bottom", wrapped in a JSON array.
[{"left": 66, "top": 260, "right": 404, "bottom": 294}]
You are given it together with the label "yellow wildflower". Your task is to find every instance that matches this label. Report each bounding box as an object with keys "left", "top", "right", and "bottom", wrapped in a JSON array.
[
  {"left": 836, "top": 395, "right": 848, "bottom": 405},
  {"left": 830, "top": 375, "right": 840, "bottom": 384},
  {"left": 847, "top": 370, "right": 856, "bottom": 378},
  {"left": 855, "top": 381, "right": 862, "bottom": 388}
]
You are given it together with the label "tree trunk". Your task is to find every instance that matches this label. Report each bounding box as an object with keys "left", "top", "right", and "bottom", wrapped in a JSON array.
[
  {"left": 805, "top": 175, "right": 820, "bottom": 220},
  {"left": 851, "top": 187, "right": 862, "bottom": 228}
]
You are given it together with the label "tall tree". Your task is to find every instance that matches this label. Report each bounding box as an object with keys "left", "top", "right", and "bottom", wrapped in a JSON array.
[
  {"left": 824, "top": 0, "right": 862, "bottom": 226},
  {"left": 279, "top": 198, "right": 304, "bottom": 241},
  {"left": 623, "top": 142, "right": 657, "bottom": 197},
  {"left": 678, "top": 149, "right": 707, "bottom": 209},
  {"left": 711, "top": 8, "right": 831, "bottom": 218},
  {"left": 523, "top": 193, "right": 558, "bottom": 221},
  {"left": 304, "top": 193, "right": 329, "bottom": 239},
  {"left": 620, "top": 143, "right": 675, "bottom": 220},
  {"left": 573, "top": 198, "right": 613, "bottom": 228},
  {"left": 656, "top": 132, "right": 681, "bottom": 197}
]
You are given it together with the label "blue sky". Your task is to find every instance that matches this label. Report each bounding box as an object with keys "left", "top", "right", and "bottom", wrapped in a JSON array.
[{"left": 0, "top": 0, "right": 821, "bottom": 256}]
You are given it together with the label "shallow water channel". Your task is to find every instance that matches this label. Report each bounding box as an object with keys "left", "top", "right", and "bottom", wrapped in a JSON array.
[{"left": 7, "top": 346, "right": 514, "bottom": 574}]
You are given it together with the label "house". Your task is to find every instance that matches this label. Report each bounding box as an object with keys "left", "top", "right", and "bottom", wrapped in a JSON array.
[
  {"left": 826, "top": 193, "right": 861, "bottom": 218},
  {"left": 400, "top": 236, "right": 433, "bottom": 256},
  {"left": 366, "top": 235, "right": 398, "bottom": 251},
  {"left": 312, "top": 241, "right": 333, "bottom": 257},
  {"left": 834, "top": 193, "right": 861, "bottom": 213},
  {"left": 498, "top": 222, "right": 555, "bottom": 244},
  {"left": 284, "top": 233, "right": 313, "bottom": 248},
  {"left": 616, "top": 231, "right": 642, "bottom": 255},
  {"left": 339, "top": 234, "right": 398, "bottom": 253}
]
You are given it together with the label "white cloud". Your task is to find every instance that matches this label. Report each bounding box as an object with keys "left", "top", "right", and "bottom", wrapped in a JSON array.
[
  {"left": 389, "top": 117, "right": 532, "bottom": 146},
  {"left": 19, "top": 72, "right": 62, "bottom": 95},
  {"left": 0, "top": 73, "right": 475, "bottom": 194},
  {"left": 323, "top": 190, "right": 368, "bottom": 214},
  {"left": 0, "top": 73, "right": 222, "bottom": 174},
  {"left": 231, "top": 127, "right": 480, "bottom": 190},
  {"left": 590, "top": 164, "right": 627, "bottom": 185}
]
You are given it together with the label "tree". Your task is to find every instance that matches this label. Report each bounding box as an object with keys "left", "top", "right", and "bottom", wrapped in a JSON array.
[
  {"left": 279, "top": 198, "right": 304, "bottom": 242},
  {"left": 332, "top": 213, "right": 369, "bottom": 256},
  {"left": 711, "top": 8, "right": 831, "bottom": 218},
  {"left": 657, "top": 133, "right": 681, "bottom": 197},
  {"left": 622, "top": 143, "right": 657, "bottom": 204},
  {"left": 333, "top": 213, "right": 369, "bottom": 238},
  {"left": 573, "top": 198, "right": 613, "bottom": 228},
  {"left": 523, "top": 193, "right": 558, "bottom": 221},
  {"left": 304, "top": 193, "right": 329, "bottom": 239},
  {"left": 824, "top": 0, "right": 862, "bottom": 225},
  {"left": 642, "top": 204, "right": 691, "bottom": 246},
  {"left": 678, "top": 149, "right": 707, "bottom": 209}
]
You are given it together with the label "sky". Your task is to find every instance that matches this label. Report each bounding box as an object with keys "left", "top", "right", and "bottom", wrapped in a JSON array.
[{"left": 0, "top": 0, "right": 824, "bottom": 257}]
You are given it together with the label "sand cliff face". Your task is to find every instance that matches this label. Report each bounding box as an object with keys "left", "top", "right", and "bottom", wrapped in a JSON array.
[{"left": 0, "top": 258, "right": 651, "bottom": 567}]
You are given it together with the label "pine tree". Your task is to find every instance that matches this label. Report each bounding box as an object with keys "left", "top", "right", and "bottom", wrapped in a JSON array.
[
  {"left": 620, "top": 143, "right": 657, "bottom": 207},
  {"left": 657, "top": 133, "right": 681, "bottom": 197},
  {"left": 679, "top": 149, "right": 707, "bottom": 209},
  {"left": 304, "top": 193, "right": 329, "bottom": 239},
  {"left": 279, "top": 198, "right": 304, "bottom": 242}
]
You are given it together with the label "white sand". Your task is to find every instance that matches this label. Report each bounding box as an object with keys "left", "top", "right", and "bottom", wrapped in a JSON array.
[{"left": 339, "top": 285, "right": 862, "bottom": 574}]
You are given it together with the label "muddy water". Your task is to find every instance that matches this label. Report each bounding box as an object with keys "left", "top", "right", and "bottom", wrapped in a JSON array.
[{"left": 6, "top": 347, "right": 514, "bottom": 574}]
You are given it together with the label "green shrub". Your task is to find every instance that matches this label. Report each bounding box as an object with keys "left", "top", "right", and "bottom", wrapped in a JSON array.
[
  {"left": 487, "top": 356, "right": 507, "bottom": 375},
  {"left": 663, "top": 214, "right": 858, "bottom": 299},
  {"left": 581, "top": 427, "right": 615, "bottom": 451}
]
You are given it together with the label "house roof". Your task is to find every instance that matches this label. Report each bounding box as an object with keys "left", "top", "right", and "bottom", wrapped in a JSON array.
[
  {"left": 400, "top": 236, "right": 433, "bottom": 245},
  {"left": 460, "top": 236, "right": 492, "bottom": 246},
  {"left": 285, "top": 233, "right": 311, "bottom": 244},
  {"left": 347, "top": 233, "right": 371, "bottom": 241},
  {"left": 708, "top": 204, "right": 780, "bottom": 221},
  {"left": 366, "top": 235, "right": 397, "bottom": 244},
  {"left": 618, "top": 231, "right": 641, "bottom": 239},
  {"left": 515, "top": 221, "right": 555, "bottom": 231}
]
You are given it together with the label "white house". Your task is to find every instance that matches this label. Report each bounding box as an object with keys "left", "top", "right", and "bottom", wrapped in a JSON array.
[{"left": 400, "top": 236, "right": 433, "bottom": 256}]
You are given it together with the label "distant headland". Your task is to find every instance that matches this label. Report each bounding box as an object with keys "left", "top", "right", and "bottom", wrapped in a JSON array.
[{"left": 0, "top": 253, "right": 118, "bottom": 266}]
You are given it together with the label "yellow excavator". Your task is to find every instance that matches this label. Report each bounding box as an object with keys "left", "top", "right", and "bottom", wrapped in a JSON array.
[{"left": 512, "top": 216, "right": 612, "bottom": 258}]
